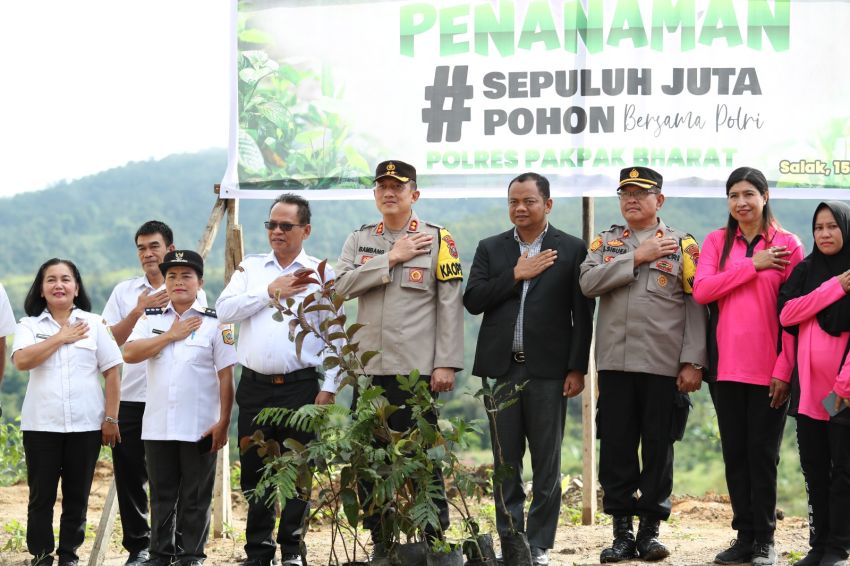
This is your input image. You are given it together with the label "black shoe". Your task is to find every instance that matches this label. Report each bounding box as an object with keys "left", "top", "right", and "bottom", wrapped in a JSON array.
[
  {"left": 751, "top": 541, "right": 775, "bottom": 566},
  {"left": 31, "top": 556, "right": 53, "bottom": 566},
  {"left": 280, "top": 554, "right": 304, "bottom": 566},
  {"left": 126, "top": 550, "right": 150, "bottom": 566},
  {"left": 58, "top": 561, "right": 78, "bottom": 566},
  {"left": 600, "top": 516, "right": 638, "bottom": 563},
  {"left": 237, "top": 560, "right": 280, "bottom": 566},
  {"left": 140, "top": 556, "right": 175, "bottom": 566},
  {"left": 636, "top": 517, "right": 670, "bottom": 561},
  {"left": 180, "top": 561, "right": 203, "bottom": 566},
  {"left": 818, "top": 550, "right": 849, "bottom": 566},
  {"left": 791, "top": 548, "right": 823, "bottom": 566},
  {"left": 714, "top": 539, "right": 754, "bottom": 564}
]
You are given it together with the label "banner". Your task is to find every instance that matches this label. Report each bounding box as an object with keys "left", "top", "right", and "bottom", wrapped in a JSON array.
[{"left": 222, "top": 0, "right": 850, "bottom": 199}]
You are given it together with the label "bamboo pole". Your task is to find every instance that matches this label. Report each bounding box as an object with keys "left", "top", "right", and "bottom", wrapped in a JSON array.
[{"left": 581, "top": 196, "right": 598, "bottom": 525}]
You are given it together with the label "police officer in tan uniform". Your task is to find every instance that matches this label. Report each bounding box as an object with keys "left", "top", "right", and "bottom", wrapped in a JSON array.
[
  {"left": 580, "top": 167, "right": 707, "bottom": 563},
  {"left": 335, "top": 159, "right": 464, "bottom": 552}
]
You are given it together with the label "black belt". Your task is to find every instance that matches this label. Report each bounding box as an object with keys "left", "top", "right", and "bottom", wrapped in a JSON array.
[
  {"left": 512, "top": 351, "right": 526, "bottom": 363},
  {"left": 242, "top": 366, "right": 319, "bottom": 385}
]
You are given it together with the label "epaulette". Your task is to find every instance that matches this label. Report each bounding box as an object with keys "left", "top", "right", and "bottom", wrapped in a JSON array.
[
  {"left": 144, "top": 307, "right": 164, "bottom": 316},
  {"left": 604, "top": 224, "right": 625, "bottom": 233},
  {"left": 202, "top": 307, "right": 218, "bottom": 318},
  {"left": 424, "top": 221, "right": 445, "bottom": 230},
  {"left": 359, "top": 222, "right": 378, "bottom": 231}
]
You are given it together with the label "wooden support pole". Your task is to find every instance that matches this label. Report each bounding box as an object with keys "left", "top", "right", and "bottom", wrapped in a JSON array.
[
  {"left": 581, "top": 196, "right": 598, "bottom": 525},
  {"left": 87, "top": 479, "right": 119, "bottom": 566},
  {"left": 197, "top": 198, "right": 227, "bottom": 260}
]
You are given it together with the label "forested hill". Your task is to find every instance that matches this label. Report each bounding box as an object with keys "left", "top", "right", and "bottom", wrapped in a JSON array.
[{"left": 0, "top": 148, "right": 824, "bottom": 316}]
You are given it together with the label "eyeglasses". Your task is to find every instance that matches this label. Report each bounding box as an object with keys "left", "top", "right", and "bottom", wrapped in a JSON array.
[
  {"left": 617, "top": 188, "right": 659, "bottom": 201},
  {"left": 264, "top": 221, "right": 306, "bottom": 232}
]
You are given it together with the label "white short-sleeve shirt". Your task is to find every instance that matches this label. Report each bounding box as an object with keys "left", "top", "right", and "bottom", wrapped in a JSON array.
[
  {"left": 127, "top": 300, "right": 237, "bottom": 442},
  {"left": 0, "top": 283, "right": 15, "bottom": 337},
  {"left": 102, "top": 276, "right": 207, "bottom": 402},
  {"left": 12, "top": 309, "right": 123, "bottom": 432}
]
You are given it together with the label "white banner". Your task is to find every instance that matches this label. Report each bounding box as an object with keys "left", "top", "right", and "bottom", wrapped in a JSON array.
[{"left": 222, "top": 0, "right": 850, "bottom": 199}]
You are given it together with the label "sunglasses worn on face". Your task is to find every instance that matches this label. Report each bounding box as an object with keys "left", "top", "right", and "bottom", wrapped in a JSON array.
[{"left": 264, "top": 221, "right": 305, "bottom": 232}]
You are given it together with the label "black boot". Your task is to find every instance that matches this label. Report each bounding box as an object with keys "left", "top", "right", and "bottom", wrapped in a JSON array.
[
  {"left": 636, "top": 516, "right": 670, "bottom": 561},
  {"left": 600, "top": 516, "right": 637, "bottom": 563}
]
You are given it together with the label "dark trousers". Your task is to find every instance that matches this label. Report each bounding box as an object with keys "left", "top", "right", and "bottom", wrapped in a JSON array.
[
  {"left": 23, "top": 430, "right": 101, "bottom": 562},
  {"left": 111, "top": 401, "right": 151, "bottom": 553},
  {"left": 796, "top": 415, "right": 850, "bottom": 557},
  {"left": 237, "top": 372, "right": 318, "bottom": 559},
  {"left": 359, "top": 374, "right": 450, "bottom": 544},
  {"left": 713, "top": 380, "right": 787, "bottom": 543},
  {"left": 486, "top": 363, "right": 567, "bottom": 549},
  {"left": 144, "top": 440, "right": 216, "bottom": 562},
  {"left": 597, "top": 371, "right": 677, "bottom": 520}
]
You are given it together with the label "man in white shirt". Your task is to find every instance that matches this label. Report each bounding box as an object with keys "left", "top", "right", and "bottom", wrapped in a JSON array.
[
  {"left": 102, "top": 221, "right": 206, "bottom": 566},
  {"left": 216, "top": 193, "right": 338, "bottom": 566},
  {"left": 0, "top": 282, "right": 16, "bottom": 418}
]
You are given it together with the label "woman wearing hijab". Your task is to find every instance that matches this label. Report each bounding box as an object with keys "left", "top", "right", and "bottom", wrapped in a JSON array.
[
  {"left": 778, "top": 201, "right": 850, "bottom": 566},
  {"left": 692, "top": 167, "right": 804, "bottom": 566}
]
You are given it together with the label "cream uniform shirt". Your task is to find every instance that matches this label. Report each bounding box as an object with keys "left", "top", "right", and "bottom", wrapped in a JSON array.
[
  {"left": 0, "top": 283, "right": 15, "bottom": 337},
  {"left": 127, "top": 300, "right": 237, "bottom": 442},
  {"left": 102, "top": 275, "right": 207, "bottom": 402},
  {"left": 12, "top": 309, "right": 123, "bottom": 432}
]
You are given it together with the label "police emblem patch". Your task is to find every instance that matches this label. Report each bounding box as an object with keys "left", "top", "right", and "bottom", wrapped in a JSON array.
[
  {"left": 630, "top": 168, "right": 640, "bottom": 179},
  {"left": 604, "top": 255, "right": 615, "bottom": 263},
  {"left": 409, "top": 268, "right": 424, "bottom": 282},
  {"left": 657, "top": 274, "right": 669, "bottom": 287},
  {"left": 360, "top": 255, "right": 373, "bottom": 264},
  {"left": 590, "top": 236, "right": 602, "bottom": 252},
  {"left": 442, "top": 233, "right": 459, "bottom": 258},
  {"left": 655, "top": 230, "right": 664, "bottom": 238},
  {"left": 436, "top": 228, "right": 463, "bottom": 281}
]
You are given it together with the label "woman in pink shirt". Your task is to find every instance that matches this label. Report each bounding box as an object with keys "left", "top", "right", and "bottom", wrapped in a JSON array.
[
  {"left": 692, "top": 167, "right": 804, "bottom": 566},
  {"left": 778, "top": 201, "right": 850, "bottom": 566}
]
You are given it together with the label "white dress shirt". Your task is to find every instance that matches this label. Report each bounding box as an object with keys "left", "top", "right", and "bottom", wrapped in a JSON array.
[
  {"left": 127, "top": 300, "right": 237, "bottom": 442},
  {"left": 102, "top": 275, "right": 207, "bottom": 402},
  {"left": 215, "top": 249, "right": 340, "bottom": 393},
  {"left": 0, "top": 283, "right": 15, "bottom": 337},
  {"left": 12, "top": 309, "right": 123, "bottom": 432}
]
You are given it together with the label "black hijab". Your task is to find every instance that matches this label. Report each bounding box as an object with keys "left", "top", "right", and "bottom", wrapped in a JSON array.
[{"left": 779, "top": 201, "right": 850, "bottom": 337}]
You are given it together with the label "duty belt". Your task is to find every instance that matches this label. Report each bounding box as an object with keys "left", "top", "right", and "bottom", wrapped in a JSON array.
[{"left": 242, "top": 366, "right": 319, "bottom": 385}]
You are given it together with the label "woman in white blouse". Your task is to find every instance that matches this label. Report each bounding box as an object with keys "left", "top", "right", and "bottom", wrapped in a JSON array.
[{"left": 12, "top": 258, "right": 122, "bottom": 566}]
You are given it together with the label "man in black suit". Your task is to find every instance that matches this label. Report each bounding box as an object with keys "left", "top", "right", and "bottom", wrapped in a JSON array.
[{"left": 464, "top": 172, "right": 595, "bottom": 566}]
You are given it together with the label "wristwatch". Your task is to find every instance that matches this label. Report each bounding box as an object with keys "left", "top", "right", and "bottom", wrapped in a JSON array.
[
  {"left": 104, "top": 416, "right": 119, "bottom": 425},
  {"left": 690, "top": 363, "right": 705, "bottom": 371}
]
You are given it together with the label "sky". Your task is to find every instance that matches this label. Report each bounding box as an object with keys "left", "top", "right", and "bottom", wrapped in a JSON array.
[{"left": 0, "top": 1, "right": 231, "bottom": 197}]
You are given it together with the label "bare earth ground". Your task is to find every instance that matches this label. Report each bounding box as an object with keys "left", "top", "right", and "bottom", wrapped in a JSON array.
[{"left": 0, "top": 462, "right": 814, "bottom": 566}]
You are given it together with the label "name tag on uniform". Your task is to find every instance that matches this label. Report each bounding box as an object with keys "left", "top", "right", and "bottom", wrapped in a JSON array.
[
  {"left": 36, "top": 333, "right": 51, "bottom": 339},
  {"left": 152, "top": 329, "right": 165, "bottom": 335}
]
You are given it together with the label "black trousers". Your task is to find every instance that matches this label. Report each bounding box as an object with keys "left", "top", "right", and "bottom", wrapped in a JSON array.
[
  {"left": 23, "top": 430, "right": 101, "bottom": 562},
  {"left": 597, "top": 371, "right": 677, "bottom": 520},
  {"left": 713, "top": 380, "right": 787, "bottom": 543},
  {"left": 144, "top": 440, "right": 216, "bottom": 562},
  {"left": 111, "top": 401, "right": 150, "bottom": 553},
  {"left": 237, "top": 371, "right": 318, "bottom": 560},
  {"left": 359, "top": 374, "right": 450, "bottom": 545},
  {"left": 796, "top": 415, "right": 850, "bottom": 558},
  {"left": 486, "top": 363, "right": 567, "bottom": 549}
]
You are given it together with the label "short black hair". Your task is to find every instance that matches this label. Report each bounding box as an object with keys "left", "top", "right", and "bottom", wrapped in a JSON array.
[
  {"left": 135, "top": 220, "right": 174, "bottom": 247},
  {"left": 508, "top": 172, "right": 550, "bottom": 200},
  {"left": 24, "top": 258, "right": 92, "bottom": 316},
  {"left": 270, "top": 193, "right": 311, "bottom": 224}
]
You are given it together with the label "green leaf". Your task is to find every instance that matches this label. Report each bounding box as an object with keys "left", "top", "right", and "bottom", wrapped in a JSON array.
[
  {"left": 271, "top": 310, "right": 283, "bottom": 322},
  {"left": 295, "top": 330, "right": 307, "bottom": 360},
  {"left": 323, "top": 356, "right": 340, "bottom": 370},
  {"left": 239, "top": 28, "right": 274, "bottom": 45},
  {"left": 360, "top": 351, "right": 379, "bottom": 366},
  {"left": 238, "top": 129, "right": 267, "bottom": 173},
  {"left": 345, "top": 323, "right": 365, "bottom": 339},
  {"left": 340, "top": 488, "right": 360, "bottom": 527},
  {"left": 282, "top": 438, "right": 306, "bottom": 453}
]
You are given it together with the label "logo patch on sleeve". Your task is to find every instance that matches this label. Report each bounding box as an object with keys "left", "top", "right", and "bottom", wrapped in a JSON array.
[{"left": 436, "top": 228, "right": 463, "bottom": 281}]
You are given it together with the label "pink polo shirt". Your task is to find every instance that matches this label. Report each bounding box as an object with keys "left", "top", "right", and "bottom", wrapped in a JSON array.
[
  {"left": 779, "top": 276, "right": 850, "bottom": 421},
  {"left": 693, "top": 226, "right": 804, "bottom": 386}
]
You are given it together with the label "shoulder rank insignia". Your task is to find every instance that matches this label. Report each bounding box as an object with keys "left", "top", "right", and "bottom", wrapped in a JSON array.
[
  {"left": 436, "top": 228, "right": 463, "bottom": 281},
  {"left": 202, "top": 307, "right": 218, "bottom": 318},
  {"left": 221, "top": 324, "right": 235, "bottom": 345},
  {"left": 375, "top": 222, "right": 384, "bottom": 235},
  {"left": 408, "top": 219, "right": 419, "bottom": 232},
  {"left": 607, "top": 239, "right": 625, "bottom": 247},
  {"left": 144, "top": 307, "right": 164, "bottom": 316},
  {"left": 589, "top": 236, "right": 602, "bottom": 252}
]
